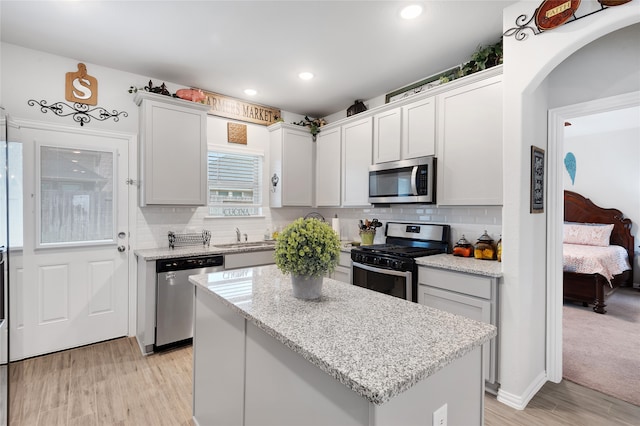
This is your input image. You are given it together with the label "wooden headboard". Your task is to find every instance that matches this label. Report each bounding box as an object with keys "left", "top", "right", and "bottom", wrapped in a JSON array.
[{"left": 564, "top": 190, "right": 635, "bottom": 273}]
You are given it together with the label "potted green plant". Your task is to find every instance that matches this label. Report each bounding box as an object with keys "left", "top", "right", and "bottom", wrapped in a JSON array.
[
  {"left": 439, "top": 38, "right": 503, "bottom": 84},
  {"left": 292, "top": 116, "right": 327, "bottom": 141},
  {"left": 274, "top": 217, "right": 341, "bottom": 300}
]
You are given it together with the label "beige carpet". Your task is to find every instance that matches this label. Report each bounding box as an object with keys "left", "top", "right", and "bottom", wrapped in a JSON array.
[{"left": 563, "top": 286, "right": 640, "bottom": 407}]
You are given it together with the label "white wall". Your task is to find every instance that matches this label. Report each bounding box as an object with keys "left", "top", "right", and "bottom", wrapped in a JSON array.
[
  {"left": 563, "top": 127, "right": 639, "bottom": 233},
  {"left": 500, "top": 0, "right": 640, "bottom": 410}
]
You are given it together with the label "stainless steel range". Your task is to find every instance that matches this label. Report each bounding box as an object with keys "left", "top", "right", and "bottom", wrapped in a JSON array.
[{"left": 351, "top": 222, "right": 450, "bottom": 302}]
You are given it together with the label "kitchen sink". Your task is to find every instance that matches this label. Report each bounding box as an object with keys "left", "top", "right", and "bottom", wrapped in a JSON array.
[{"left": 213, "top": 241, "right": 276, "bottom": 249}]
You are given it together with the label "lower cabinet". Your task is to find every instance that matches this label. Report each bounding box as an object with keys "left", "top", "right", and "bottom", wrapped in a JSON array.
[
  {"left": 418, "top": 266, "right": 499, "bottom": 390},
  {"left": 329, "top": 251, "right": 352, "bottom": 283}
]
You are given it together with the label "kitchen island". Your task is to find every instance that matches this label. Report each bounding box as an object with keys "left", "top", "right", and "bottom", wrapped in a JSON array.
[{"left": 189, "top": 265, "right": 496, "bottom": 426}]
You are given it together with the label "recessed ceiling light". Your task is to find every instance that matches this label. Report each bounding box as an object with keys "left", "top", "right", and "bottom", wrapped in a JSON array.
[
  {"left": 298, "top": 72, "right": 314, "bottom": 81},
  {"left": 400, "top": 4, "right": 423, "bottom": 20},
  {"left": 244, "top": 89, "right": 257, "bottom": 96}
]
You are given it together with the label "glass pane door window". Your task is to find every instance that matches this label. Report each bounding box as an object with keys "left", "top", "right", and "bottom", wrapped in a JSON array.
[{"left": 37, "top": 145, "right": 116, "bottom": 247}]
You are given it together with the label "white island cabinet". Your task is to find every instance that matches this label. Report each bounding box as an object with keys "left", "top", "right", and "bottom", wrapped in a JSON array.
[
  {"left": 190, "top": 265, "right": 496, "bottom": 426},
  {"left": 134, "top": 91, "right": 209, "bottom": 206}
]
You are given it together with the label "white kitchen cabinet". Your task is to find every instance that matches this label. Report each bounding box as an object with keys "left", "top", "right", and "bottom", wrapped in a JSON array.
[
  {"left": 372, "top": 108, "right": 401, "bottom": 164},
  {"left": 269, "top": 123, "right": 313, "bottom": 207},
  {"left": 372, "top": 97, "right": 436, "bottom": 165},
  {"left": 135, "top": 91, "right": 209, "bottom": 206},
  {"left": 315, "top": 126, "right": 341, "bottom": 207},
  {"left": 402, "top": 96, "right": 436, "bottom": 159},
  {"left": 418, "top": 266, "right": 499, "bottom": 389},
  {"left": 341, "top": 117, "right": 372, "bottom": 207},
  {"left": 436, "top": 74, "right": 503, "bottom": 205}
]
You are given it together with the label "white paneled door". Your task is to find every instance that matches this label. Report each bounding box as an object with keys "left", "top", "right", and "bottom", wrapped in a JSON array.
[{"left": 10, "top": 124, "right": 130, "bottom": 360}]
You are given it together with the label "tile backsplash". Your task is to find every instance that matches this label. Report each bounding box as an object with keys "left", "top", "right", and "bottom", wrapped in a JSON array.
[{"left": 134, "top": 204, "right": 502, "bottom": 250}]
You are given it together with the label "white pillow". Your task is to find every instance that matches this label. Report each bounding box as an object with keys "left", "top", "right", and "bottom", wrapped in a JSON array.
[{"left": 563, "top": 223, "right": 614, "bottom": 247}]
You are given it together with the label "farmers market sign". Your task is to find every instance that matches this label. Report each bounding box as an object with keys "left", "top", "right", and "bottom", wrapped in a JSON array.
[{"left": 199, "top": 90, "right": 281, "bottom": 126}]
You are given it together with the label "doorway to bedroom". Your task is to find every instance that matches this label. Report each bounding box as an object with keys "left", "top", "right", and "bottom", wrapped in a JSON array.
[{"left": 548, "top": 94, "right": 640, "bottom": 407}]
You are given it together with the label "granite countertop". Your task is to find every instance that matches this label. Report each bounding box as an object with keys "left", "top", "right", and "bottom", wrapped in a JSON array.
[
  {"left": 134, "top": 241, "right": 276, "bottom": 261},
  {"left": 416, "top": 253, "right": 503, "bottom": 278},
  {"left": 135, "top": 240, "right": 354, "bottom": 261},
  {"left": 340, "top": 243, "right": 356, "bottom": 253},
  {"left": 189, "top": 265, "right": 496, "bottom": 405}
]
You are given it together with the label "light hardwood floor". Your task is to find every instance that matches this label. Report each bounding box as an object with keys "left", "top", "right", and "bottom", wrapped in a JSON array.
[{"left": 8, "top": 337, "right": 640, "bottom": 425}]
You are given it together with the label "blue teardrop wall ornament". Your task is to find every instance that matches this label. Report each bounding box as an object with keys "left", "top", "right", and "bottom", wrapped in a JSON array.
[{"left": 564, "top": 152, "right": 576, "bottom": 185}]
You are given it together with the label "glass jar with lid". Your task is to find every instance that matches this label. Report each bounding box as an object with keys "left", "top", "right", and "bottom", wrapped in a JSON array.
[
  {"left": 474, "top": 230, "right": 497, "bottom": 260},
  {"left": 453, "top": 235, "right": 474, "bottom": 257}
]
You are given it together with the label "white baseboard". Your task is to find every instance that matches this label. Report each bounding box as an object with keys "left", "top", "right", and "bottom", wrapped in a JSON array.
[{"left": 496, "top": 371, "right": 547, "bottom": 410}]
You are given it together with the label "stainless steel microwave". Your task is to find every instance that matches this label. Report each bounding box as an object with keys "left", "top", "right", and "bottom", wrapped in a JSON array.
[{"left": 368, "top": 156, "right": 435, "bottom": 204}]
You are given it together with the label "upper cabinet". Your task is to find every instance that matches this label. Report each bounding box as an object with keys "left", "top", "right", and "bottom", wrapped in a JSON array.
[
  {"left": 341, "top": 117, "right": 372, "bottom": 207},
  {"left": 315, "top": 126, "right": 342, "bottom": 207},
  {"left": 372, "top": 108, "right": 401, "bottom": 163},
  {"left": 269, "top": 123, "right": 313, "bottom": 207},
  {"left": 372, "top": 96, "right": 436, "bottom": 165},
  {"left": 402, "top": 96, "right": 436, "bottom": 159},
  {"left": 135, "top": 92, "right": 209, "bottom": 206},
  {"left": 436, "top": 75, "right": 503, "bottom": 206}
]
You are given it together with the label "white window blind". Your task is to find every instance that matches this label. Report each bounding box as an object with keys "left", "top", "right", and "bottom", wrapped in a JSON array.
[{"left": 208, "top": 151, "right": 263, "bottom": 217}]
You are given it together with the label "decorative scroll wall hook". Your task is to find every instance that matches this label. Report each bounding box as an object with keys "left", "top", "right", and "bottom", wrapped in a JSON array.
[{"left": 28, "top": 99, "right": 128, "bottom": 126}]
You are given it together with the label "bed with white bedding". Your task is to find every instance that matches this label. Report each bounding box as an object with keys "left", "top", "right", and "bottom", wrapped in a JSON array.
[{"left": 563, "top": 191, "right": 634, "bottom": 314}]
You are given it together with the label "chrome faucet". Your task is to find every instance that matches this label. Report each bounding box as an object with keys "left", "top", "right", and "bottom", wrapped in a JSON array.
[{"left": 235, "top": 227, "right": 241, "bottom": 243}]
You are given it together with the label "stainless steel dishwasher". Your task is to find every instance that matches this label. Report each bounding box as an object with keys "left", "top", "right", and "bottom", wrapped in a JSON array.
[{"left": 155, "top": 255, "right": 224, "bottom": 351}]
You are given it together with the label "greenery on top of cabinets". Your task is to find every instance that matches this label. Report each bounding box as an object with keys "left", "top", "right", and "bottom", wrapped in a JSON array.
[{"left": 439, "top": 38, "right": 503, "bottom": 84}]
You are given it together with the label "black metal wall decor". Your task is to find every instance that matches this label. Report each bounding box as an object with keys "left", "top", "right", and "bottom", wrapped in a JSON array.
[
  {"left": 28, "top": 99, "right": 128, "bottom": 126},
  {"left": 504, "top": 0, "right": 632, "bottom": 41}
]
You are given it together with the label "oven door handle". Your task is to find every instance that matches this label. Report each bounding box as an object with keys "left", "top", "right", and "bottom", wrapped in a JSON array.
[{"left": 353, "top": 262, "right": 411, "bottom": 278}]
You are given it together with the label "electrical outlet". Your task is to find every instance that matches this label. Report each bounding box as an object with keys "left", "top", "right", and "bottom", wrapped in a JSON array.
[{"left": 433, "top": 403, "right": 448, "bottom": 426}]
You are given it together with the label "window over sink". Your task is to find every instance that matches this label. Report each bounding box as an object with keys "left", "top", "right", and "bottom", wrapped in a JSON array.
[{"left": 207, "top": 150, "right": 263, "bottom": 217}]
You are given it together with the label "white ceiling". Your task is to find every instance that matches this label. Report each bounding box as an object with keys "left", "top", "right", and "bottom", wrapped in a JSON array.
[
  {"left": 0, "top": 0, "right": 517, "bottom": 117},
  {"left": 565, "top": 106, "right": 640, "bottom": 138}
]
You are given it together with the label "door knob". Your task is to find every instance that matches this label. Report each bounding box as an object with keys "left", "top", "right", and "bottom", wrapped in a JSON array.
[{"left": 117, "top": 245, "right": 126, "bottom": 252}]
